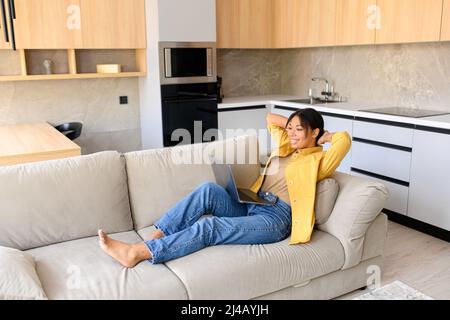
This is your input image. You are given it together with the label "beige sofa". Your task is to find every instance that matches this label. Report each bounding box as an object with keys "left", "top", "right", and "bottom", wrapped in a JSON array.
[{"left": 0, "top": 135, "right": 389, "bottom": 300}]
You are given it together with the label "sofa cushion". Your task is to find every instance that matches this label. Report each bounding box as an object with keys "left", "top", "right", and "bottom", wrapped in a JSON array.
[
  {"left": 27, "top": 231, "right": 187, "bottom": 300},
  {"left": 125, "top": 135, "right": 260, "bottom": 230},
  {"left": 0, "top": 246, "right": 47, "bottom": 300},
  {"left": 317, "top": 172, "right": 389, "bottom": 270},
  {"left": 0, "top": 151, "right": 133, "bottom": 251},
  {"left": 164, "top": 230, "right": 345, "bottom": 300},
  {"left": 315, "top": 178, "right": 339, "bottom": 225}
]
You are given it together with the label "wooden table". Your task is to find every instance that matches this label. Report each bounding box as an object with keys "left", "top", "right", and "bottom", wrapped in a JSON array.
[{"left": 0, "top": 122, "right": 81, "bottom": 166}]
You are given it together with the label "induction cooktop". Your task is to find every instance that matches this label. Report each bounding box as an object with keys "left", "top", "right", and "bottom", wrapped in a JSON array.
[{"left": 361, "top": 107, "right": 450, "bottom": 118}]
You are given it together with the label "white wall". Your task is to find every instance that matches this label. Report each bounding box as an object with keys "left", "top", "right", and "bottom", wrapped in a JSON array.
[
  {"left": 139, "top": 0, "right": 217, "bottom": 149},
  {"left": 139, "top": 0, "right": 164, "bottom": 149},
  {"left": 158, "top": 0, "right": 216, "bottom": 42}
]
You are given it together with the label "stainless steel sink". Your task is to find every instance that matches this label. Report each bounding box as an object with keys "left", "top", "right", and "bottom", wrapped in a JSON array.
[{"left": 285, "top": 98, "right": 341, "bottom": 105}]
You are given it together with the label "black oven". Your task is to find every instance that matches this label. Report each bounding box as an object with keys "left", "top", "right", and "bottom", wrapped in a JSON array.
[{"left": 161, "top": 82, "right": 218, "bottom": 147}]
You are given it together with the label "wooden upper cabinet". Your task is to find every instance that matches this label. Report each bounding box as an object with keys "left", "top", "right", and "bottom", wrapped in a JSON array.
[
  {"left": 274, "top": 0, "right": 336, "bottom": 48},
  {"left": 216, "top": 0, "right": 240, "bottom": 48},
  {"left": 442, "top": 0, "right": 450, "bottom": 41},
  {"left": 80, "top": 0, "right": 146, "bottom": 49},
  {"left": 13, "top": 0, "right": 83, "bottom": 49},
  {"left": 0, "top": 0, "right": 11, "bottom": 49},
  {"left": 336, "top": 0, "right": 376, "bottom": 46},
  {"left": 216, "top": 0, "right": 274, "bottom": 48},
  {"left": 376, "top": 0, "right": 443, "bottom": 44}
]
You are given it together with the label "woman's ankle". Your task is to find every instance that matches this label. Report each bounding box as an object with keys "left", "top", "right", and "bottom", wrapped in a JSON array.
[{"left": 132, "top": 242, "right": 152, "bottom": 261}]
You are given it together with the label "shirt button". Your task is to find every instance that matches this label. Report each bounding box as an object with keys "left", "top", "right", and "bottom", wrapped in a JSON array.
[
  {"left": 289, "top": 180, "right": 294, "bottom": 185},
  {"left": 293, "top": 199, "right": 297, "bottom": 203}
]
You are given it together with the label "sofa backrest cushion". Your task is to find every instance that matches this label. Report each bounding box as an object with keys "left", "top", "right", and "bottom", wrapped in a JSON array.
[
  {"left": 0, "top": 151, "right": 133, "bottom": 251},
  {"left": 125, "top": 135, "right": 260, "bottom": 231},
  {"left": 0, "top": 246, "right": 47, "bottom": 300},
  {"left": 315, "top": 178, "right": 339, "bottom": 225},
  {"left": 317, "top": 172, "right": 389, "bottom": 270}
]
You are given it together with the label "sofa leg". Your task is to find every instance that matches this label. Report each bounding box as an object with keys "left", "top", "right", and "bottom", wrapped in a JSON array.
[{"left": 359, "top": 286, "right": 367, "bottom": 291}]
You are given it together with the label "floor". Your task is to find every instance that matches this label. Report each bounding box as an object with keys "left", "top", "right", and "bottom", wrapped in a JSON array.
[{"left": 338, "top": 221, "right": 450, "bottom": 300}]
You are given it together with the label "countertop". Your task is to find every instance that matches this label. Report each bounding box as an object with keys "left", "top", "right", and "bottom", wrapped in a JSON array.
[
  {"left": 0, "top": 122, "right": 81, "bottom": 166},
  {"left": 219, "top": 96, "right": 450, "bottom": 130}
]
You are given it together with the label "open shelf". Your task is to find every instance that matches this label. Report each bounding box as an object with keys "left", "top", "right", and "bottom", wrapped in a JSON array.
[
  {"left": 0, "top": 48, "right": 146, "bottom": 81},
  {"left": 0, "top": 72, "right": 146, "bottom": 82}
]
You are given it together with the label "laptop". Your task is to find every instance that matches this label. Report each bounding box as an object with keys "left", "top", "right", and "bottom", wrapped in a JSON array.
[{"left": 211, "top": 163, "right": 275, "bottom": 206}]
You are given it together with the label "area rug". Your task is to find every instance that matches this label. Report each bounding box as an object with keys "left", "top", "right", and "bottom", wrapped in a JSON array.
[{"left": 354, "top": 280, "right": 434, "bottom": 300}]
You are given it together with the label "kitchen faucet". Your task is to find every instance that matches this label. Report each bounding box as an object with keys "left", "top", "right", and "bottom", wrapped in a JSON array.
[{"left": 311, "top": 77, "right": 334, "bottom": 101}]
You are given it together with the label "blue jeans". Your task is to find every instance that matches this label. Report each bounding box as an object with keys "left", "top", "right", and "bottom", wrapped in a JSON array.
[{"left": 144, "top": 182, "right": 292, "bottom": 264}]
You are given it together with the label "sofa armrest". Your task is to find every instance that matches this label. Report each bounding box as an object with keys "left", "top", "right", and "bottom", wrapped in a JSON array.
[
  {"left": 316, "top": 172, "right": 390, "bottom": 270},
  {"left": 362, "top": 213, "right": 388, "bottom": 261}
]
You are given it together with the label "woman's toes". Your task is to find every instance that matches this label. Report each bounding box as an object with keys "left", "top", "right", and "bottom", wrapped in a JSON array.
[{"left": 98, "top": 229, "right": 107, "bottom": 243}]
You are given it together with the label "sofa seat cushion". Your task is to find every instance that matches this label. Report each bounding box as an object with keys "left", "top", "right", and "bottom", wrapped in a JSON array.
[
  {"left": 27, "top": 231, "right": 187, "bottom": 300},
  {"left": 0, "top": 246, "right": 47, "bottom": 300},
  {"left": 165, "top": 230, "right": 345, "bottom": 300}
]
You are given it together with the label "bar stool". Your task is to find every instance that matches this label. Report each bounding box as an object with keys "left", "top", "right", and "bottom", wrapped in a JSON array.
[{"left": 54, "top": 122, "right": 83, "bottom": 140}]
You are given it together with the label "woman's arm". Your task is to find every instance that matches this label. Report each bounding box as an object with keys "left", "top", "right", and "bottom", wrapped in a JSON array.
[
  {"left": 265, "top": 113, "right": 295, "bottom": 155},
  {"left": 266, "top": 113, "right": 289, "bottom": 129},
  {"left": 317, "top": 131, "right": 352, "bottom": 181},
  {"left": 317, "top": 131, "right": 334, "bottom": 145}
]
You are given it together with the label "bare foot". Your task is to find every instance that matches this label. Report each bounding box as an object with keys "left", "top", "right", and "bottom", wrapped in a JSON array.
[
  {"left": 98, "top": 230, "right": 151, "bottom": 268},
  {"left": 146, "top": 229, "right": 165, "bottom": 241}
]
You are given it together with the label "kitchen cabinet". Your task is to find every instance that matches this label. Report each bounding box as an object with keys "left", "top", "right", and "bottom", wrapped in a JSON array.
[
  {"left": 80, "top": 0, "right": 146, "bottom": 49},
  {"left": 321, "top": 113, "right": 353, "bottom": 174},
  {"left": 218, "top": 105, "right": 270, "bottom": 157},
  {"left": 13, "top": 0, "right": 83, "bottom": 49},
  {"left": 0, "top": 0, "right": 11, "bottom": 49},
  {"left": 407, "top": 129, "right": 450, "bottom": 231},
  {"left": 442, "top": 0, "right": 450, "bottom": 41},
  {"left": 376, "top": 0, "right": 443, "bottom": 44},
  {"left": 351, "top": 169, "right": 410, "bottom": 215},
  {"left": 158, "top": 0, "right": 216, "bottom": 42},
  {"left": 271, "top": 105, "right": 294, "bottom": 119},
  {"left": 216, "top": 0, "right": 274, "bottom": 48},
  {"left": 8, "top": 0, "right": 145, "bottom": 49},
  {"left": 274, "top": 0, "right": 336, "bottom": 48},
  {"left": 335, "top": 0, "right": 376, "bottom": 46},
  {"left": 351, "top": 140, "right": 412, "bottom": 183}
]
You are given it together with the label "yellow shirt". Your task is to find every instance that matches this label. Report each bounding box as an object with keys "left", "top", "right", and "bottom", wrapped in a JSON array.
[{"left": 250, "top": 123, "right": 352, "bottom": 244}]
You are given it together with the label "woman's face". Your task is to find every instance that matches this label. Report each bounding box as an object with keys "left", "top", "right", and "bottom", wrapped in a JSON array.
[{"left": 286, "top": 116, "right": 320, "bottom": 149}]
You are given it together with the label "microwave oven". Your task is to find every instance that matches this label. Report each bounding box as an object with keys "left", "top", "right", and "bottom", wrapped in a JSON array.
[{"left": 159, "top": 42, "right": 217, "bottom": 85}]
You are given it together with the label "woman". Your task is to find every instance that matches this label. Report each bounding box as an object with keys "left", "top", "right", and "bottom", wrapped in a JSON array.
[{"left": 98, "top": 108, "right": 351, "bottom": 268}]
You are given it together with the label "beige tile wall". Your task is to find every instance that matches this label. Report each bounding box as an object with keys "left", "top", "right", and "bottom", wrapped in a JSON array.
[
  {"left": 218, "top": 42, "right": 450, "bottom": 111},
  {"left": 0, "top": 68, "right": 141, "bottom": 154}
]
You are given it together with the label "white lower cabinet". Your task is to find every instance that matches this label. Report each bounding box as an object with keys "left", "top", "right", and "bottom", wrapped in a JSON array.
[
  {"left": 322, "top": 114, "right": 353, "bottom": 174},
  {"left": 271, "top": 105, "right": 295, "bottom": 119},
  {"left": 218, "top": 105, "right": 270, "bottom": 157},
  {"left": 407, "top": 129, "right": 450, "bottom": 231},
  {"left": 351, "top": 141, "right": 412, "bottom": 182},
  {"left": 351, "top": 169, "right": 410, "bottom": 215}
]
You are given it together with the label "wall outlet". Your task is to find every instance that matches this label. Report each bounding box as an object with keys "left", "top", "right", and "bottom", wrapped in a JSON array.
[{"left": 120, "top": 96, "right": 128, "bottom": 105}]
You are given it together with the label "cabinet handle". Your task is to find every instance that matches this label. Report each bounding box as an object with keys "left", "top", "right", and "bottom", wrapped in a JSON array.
[
  {"left": 0, "top": 0, "right": 9, "bottom": 43},
  {"left": 7, "top": 0, "right": 15, "bottom": 49},
  {"left": 10, "top": 0, "right": 14, "bottom": 19}
]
